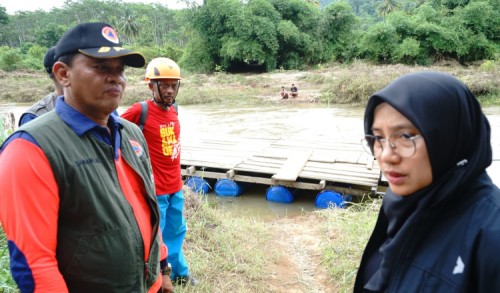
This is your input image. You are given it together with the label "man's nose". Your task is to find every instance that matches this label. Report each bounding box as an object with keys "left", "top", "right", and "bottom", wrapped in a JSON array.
[{"left": 106, "top": 73, "right": 125, "bottom": 84}]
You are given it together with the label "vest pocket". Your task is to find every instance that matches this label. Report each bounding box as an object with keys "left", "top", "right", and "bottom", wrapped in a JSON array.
[{"left": 58, "top": 227, "right": 144, "bottom": 292}]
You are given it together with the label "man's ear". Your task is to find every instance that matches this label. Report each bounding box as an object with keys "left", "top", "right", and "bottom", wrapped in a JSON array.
[{"left": 53, "top": 61, "right": 71, "bottom": 87}]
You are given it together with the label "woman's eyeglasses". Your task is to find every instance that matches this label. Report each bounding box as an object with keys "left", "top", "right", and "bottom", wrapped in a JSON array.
[{"left": 361, "top": 133, "right": 422, "bottom": 158}]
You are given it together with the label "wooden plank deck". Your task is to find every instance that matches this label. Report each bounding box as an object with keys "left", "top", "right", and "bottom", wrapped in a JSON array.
[
  {"left": 181, "top": 135, "right": 381, "bottom": 196},
  {"left": 272, "top": 150, "right": 312, "bottom": 181}
]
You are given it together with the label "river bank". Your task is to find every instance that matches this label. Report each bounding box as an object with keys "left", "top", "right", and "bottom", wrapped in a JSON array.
[
  {"left": 164, "top": 188, "right": 380, "bottom": 293},
  {"left": 0, "top": 61, "right": 499, "bottom": 107}
]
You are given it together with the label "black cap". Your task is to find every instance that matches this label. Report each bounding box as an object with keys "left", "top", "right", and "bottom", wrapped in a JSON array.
[
  {"left": 55, "top": 22, "right": 145, "bottom": 68},
  {"left": 43, "top": 46, "right": 56, "bottom": 75}
]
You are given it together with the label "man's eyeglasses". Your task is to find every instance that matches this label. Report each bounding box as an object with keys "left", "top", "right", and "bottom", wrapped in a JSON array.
[{"left": 361, "top": 133, "right": 422, "bottom": 158}]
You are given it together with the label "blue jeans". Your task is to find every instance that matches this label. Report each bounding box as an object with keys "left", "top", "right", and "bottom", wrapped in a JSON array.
[{"left": 157, "top": 189, "right": 189, "bottom": 278}]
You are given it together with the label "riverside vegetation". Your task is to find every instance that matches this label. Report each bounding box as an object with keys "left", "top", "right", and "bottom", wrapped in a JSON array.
[
  {"left": 0, "top": 61, "right": 499, "bottom": 106},
  {"left": 0, "top": 61, "right": 499, "bottom": 292}
]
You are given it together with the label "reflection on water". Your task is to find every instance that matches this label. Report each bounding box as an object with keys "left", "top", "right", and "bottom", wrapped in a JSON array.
[{"left": 2, "top": 103, "right": 500, "bottom": 218}]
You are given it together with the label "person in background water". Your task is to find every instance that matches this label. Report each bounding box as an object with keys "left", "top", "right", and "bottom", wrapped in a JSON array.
[
  {"left": 355, "top": 71, "right": 500, "bottom": 292},
  {"left": 18, "top": 46, "right": 63, "bottom": 126},
  {"left": 280, "top": 86, "right": 289, "bottom": 99},
  {"left": 121, "top": 57, "right": 198, "bottom": 287},
  {"left": 290, "top": 83, "right": 298, "bottom": 98},
  {"left": 0, "top": 22, "right": 173, "bottom": 293}
]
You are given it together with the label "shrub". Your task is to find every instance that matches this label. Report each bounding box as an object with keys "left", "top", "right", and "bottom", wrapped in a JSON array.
[
  {"left": 359, "top": 23, "right": 399, "bottom": 62},
  {"left": 392, "top": 38, "right": 421, "bottom": 64},
  {"left": 479, "top": 60, "right": 497, "bottom": 72},
  {"left": 0, "top": 48, "right": 22, "bottom": 72}
]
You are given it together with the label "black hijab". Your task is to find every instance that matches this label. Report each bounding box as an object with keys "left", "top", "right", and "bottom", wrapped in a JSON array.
[{"left": 362, "top": 71, "right": 493, "bottom": 291}]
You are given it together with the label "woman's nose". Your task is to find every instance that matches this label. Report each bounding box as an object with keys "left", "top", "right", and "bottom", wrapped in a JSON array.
[{"left": 379, "top": 140, "right": 400, "bottom": 161}]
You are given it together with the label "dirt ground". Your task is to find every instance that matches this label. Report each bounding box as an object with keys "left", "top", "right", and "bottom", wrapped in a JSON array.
[{"left": 264, "top": 214, "right": 336, "bottom": 293}]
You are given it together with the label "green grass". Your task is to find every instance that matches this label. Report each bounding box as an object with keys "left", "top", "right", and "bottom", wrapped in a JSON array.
[
  {"left": 179, "top": 190, "right": 382, "bottom": 292},
  {"left": 175, "top": 188, "right": 274, "bottom": 293},
  {"left": 0, "top": 226, "right": 18, "bottom": 293},
  {"left": 1, "top": 116, "right": 10, "bottom": 143},
  {"left": 477, "top": 93, "right": 500, "bottom": 106},
  {"left": 318, "top": 198, "right": 381, "bottom": 292}
]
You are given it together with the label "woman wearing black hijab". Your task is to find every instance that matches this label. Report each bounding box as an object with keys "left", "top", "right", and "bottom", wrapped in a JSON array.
[{"left": 354, "top": 71, "right": 500, "bottom": 292}]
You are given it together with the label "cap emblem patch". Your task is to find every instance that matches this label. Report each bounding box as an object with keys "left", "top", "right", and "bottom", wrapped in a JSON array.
[{"left": 102, "top": 26, "right": 120, "bottom": 44}]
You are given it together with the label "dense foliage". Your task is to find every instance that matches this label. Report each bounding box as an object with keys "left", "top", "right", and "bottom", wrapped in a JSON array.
[{"left": 0, "top": 0, "right": 498, "bottom": 73}]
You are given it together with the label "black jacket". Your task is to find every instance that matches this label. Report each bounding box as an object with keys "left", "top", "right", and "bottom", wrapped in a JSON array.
[
  {"left": 355, "top": 72, "right": 500, "bottom": 293},
  {"left": 355, "top": 172, "right": 500, "bottom": 292}
]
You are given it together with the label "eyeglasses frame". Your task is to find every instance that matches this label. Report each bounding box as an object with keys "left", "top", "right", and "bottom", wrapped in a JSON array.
[{"left": 361, "top": 133, "right": 422, "bottom": 158}]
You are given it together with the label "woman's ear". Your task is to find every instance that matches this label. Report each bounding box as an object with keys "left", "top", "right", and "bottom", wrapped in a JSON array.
[{"left": 53, "top": 61, "right": 70, "bottom": 87}]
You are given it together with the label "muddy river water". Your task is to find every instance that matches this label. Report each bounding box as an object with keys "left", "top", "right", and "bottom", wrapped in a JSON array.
[
  {"left": 178, "top": 104, "right": 500, "bottom": 219},
  {"left": 2, "top": 103, "right": 499, "bottom": 219}
]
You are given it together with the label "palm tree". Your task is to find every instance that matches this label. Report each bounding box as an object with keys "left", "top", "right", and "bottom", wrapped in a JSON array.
[
  {"left": 306, "top": 0, "right": 321, "bottom": 6},
  {"left": 0, "top": 6, "right": 9, "bottom": 25},
  {"left": 377, "top": 0, "right": 400, "bottom": 17},
  {"left": 119, "top": 9, "right": 140, "bottom": 44}
]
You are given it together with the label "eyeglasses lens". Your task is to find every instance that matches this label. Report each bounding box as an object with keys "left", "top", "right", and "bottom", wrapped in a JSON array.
[{"left": 361, "top": 135, "right": 417, "bottom": 158}]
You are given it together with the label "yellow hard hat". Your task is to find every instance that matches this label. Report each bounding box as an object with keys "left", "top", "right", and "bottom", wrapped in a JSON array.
[{"left": 144, "top": 57, "right": 181, "bottom": 82}]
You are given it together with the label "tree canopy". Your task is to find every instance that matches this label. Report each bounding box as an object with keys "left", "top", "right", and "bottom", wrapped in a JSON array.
[{"left": 0, "top": 0, "right": 498, "bottom": 72}]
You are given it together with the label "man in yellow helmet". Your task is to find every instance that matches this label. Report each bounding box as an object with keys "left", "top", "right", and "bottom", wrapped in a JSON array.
[{"left": 121, "top": 57, "right": 197, "bottom": 286}]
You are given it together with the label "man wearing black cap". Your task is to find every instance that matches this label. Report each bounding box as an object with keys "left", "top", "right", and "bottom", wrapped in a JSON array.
[
  {"left": 0, "top": 22, "right": 173, "bottom": 293},
  {"left": 18, "top": 46, "right": 63, "bottom": 126}
]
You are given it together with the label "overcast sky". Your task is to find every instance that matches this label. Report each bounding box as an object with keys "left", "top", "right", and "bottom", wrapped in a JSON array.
[{"left": 0, "top": 0, "right": 190, "bottom": 14}]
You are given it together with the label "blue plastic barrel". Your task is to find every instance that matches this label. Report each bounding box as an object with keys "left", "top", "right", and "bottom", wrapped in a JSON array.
[
  {"left": 214, "top": 179, "right": 243, "bottom": 197},
  {"left": 266, "top": 185, "right": 294, "bottom": 203},
  {"left": 315, "top": 190, "right": 352, "bottom": 209},
  {"left": 185, "top": 176, "right": 211, "bottom": 194}
]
